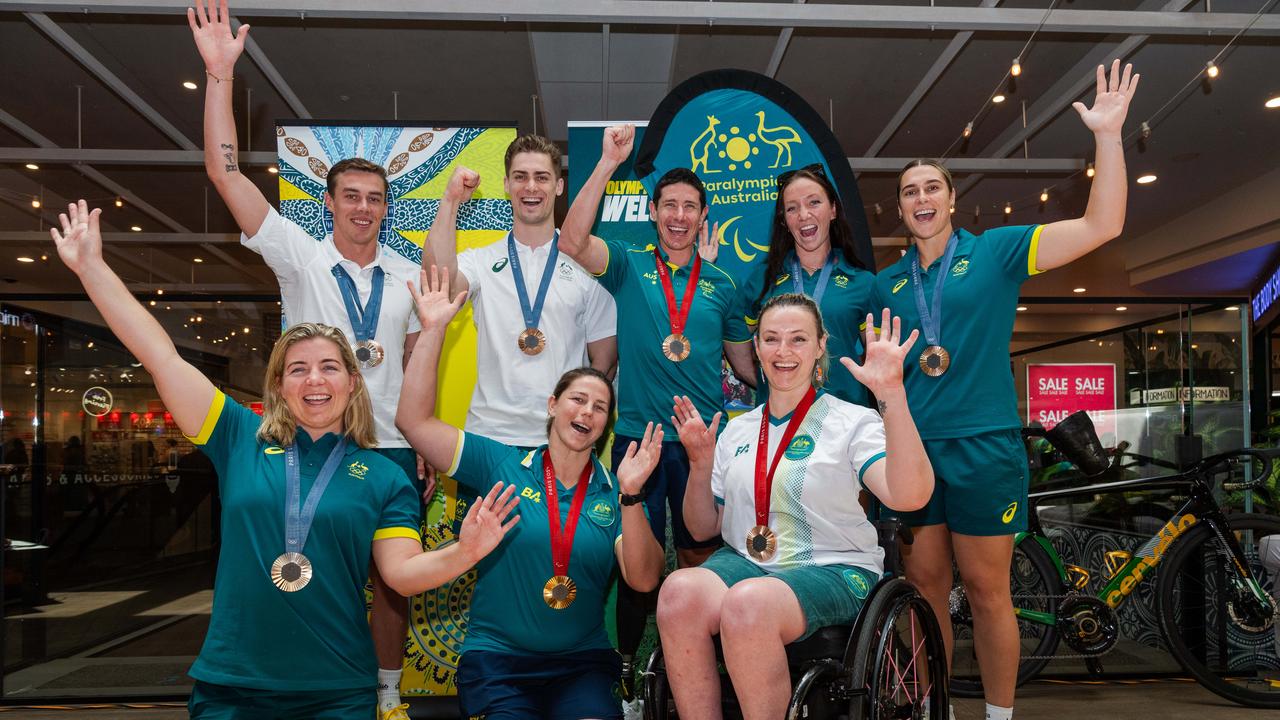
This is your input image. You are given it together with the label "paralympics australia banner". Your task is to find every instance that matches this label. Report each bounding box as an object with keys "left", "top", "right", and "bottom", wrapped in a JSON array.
[
  {"left": 276, "top": 122, "right": 517, "bottom": 697},
  {"left": 633, "top": 69, "right": 873, "bottom": 280}
]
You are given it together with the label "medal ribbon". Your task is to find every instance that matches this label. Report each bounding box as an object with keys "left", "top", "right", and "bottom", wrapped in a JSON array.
[
  {"left": 331, "top": 264, "right": 385, "bottom": 343},
  {"left": 284, "top": 438, "right": 348, "bottom": 554},
  {"left": 542, "top": 453, "right": 594, "bottom": 577},
  {"left": 909, "top": 232, "right": 959, "bottom": 348},
  {"left": 789, "top": 252, "right": 836, "bottom": 306},
  {"left": 508, "top": 231, "right": 561, "bottom": 332},
  {"left": 653, "top": 250, "right": 702, "bottom": 337},
  {"left": 754, "top": 385, "right": 817, "bottom": 528}
]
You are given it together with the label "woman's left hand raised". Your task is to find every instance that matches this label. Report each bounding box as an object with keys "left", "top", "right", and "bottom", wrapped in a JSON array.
[
  {"left": 1072, "top": 59, "right": 1139, "bottom": 138},
  {"left": 615, "top": 421, "right": 664, "bottom": 496},
  {"left": 50, "top": 200, "right": 104, "bottom": 276},
  {"left": 408, "top": 264, "right": 467, "bottom": 332},
  {"left": 458, "top": 481, "right": 520, "bottom": 563},
  {"left": 840, "top": 308, "right": 919, "bottom": 398}
]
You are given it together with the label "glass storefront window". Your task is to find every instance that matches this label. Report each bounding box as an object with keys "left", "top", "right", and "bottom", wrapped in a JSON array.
[{"left": 1, "top": 297, "right": 278, "bottom": 699}]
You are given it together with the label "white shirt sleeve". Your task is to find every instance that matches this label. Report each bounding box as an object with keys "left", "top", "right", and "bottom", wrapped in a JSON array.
[
  {"left": 583, "top": 276, "right": 617, "bottom": 343},
  {"left": 239, "top": 206, "right": 318, "bottom": 282}
]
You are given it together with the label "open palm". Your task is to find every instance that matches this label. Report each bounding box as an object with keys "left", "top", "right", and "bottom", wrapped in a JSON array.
[
  {"left": 409, "top": 265, "right": 467, "bottom": 332},
  {"left": 1072, "top": 59, "right": 1139, "bottom": 137},
  {"left": 458, "top": 482, "right": 520, "bottom": 562},
  {"left": 616, "top": 421, "right": 664, "bottom": 496},
  {"left": 187, "top": 0, "right": 248, "bottom": 76},
  {"left": 50, "top": 200, "right": 103, "bottom": 276},
  {"left": 841, "top": 308, "right": 918, "bottom": 398}
]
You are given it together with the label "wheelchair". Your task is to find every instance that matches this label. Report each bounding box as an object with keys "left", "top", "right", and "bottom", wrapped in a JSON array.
[{"left": 642, "top": 519, "right": 949, "bottom": 719}]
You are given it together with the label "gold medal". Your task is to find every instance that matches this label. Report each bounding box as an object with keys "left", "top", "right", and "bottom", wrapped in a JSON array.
[
  {"left": 662, "top": 333, "right": 692, "bottom": 362},
  {"left": 517, "top": 327, "right": 547, "bottom": 356},
  {"left": 354, "top": 339, "right": 385, "bottom": 369},
  {"left": 542, "top": 574, "right": 578, "bottom": 610},
  {"left": 270, "top": 551, "right": 313, "bottom": 592},
  {"left": 745, "top": 525, "right": 778, "bottom": 562},
  {"left": 919, "top": 345, "right": 950, "bottom": 377}
]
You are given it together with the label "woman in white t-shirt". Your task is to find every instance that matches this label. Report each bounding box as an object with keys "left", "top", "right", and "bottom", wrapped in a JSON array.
[{"left": 656, "top": 294, "right": 934, "bottom": 719}]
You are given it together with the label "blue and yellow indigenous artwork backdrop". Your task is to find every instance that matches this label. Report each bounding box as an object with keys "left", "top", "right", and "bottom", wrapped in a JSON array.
[{"left": 275, "top": 122, "right": 517, "bottom": 696}]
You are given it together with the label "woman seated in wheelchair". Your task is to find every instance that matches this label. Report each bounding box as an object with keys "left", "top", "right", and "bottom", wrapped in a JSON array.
[{"left": 658, "top": 295, "right": 935, "bottom": 719}]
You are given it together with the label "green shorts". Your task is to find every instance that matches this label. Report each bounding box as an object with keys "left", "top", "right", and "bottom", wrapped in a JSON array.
[
  {"left": 188, "top": 681, "right": 374, "bottom": 719},
  {"left": 885, "top": 428, "right": 1028, "bottom": 535},
  {"left": 699, "top": 546, "right": 880, "bottom": 639}
]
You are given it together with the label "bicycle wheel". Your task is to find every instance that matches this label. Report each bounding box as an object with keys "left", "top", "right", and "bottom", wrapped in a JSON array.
[
  {"left": 950, "top": 537, "right": 1063, "bottom": 697},
  {"left": 1157, "top": 512, "right": 1280, "bottom": 708},
  {"left": 847, "top": 578, "right": 949, "bottom": 720}
]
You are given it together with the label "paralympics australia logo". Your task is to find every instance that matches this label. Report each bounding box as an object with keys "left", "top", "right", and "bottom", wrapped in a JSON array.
[
  {"left": 842, "top": 568, "right": 871, "bottom": 600},
  {"left": 587, "top": 499, "right": 616, "bottom": 527},
  {"left": 783, "top": 434, "right": 815, "bottom": 461},
  {"left": 347, "top": 461, "right": 369, "bottom": 480}
]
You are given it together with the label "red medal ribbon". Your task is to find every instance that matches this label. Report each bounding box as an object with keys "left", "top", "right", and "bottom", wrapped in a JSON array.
[
  {"left": 543, "top": 452, "right": 594, "bottom": 577},
  {"left": 653, "top": 250, "right": 702, "bottom": 337},
  {"left": 754, "top": 385, "right": 818, "bottom": 528}
]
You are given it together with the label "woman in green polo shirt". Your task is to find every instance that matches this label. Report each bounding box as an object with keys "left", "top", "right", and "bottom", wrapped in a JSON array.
[
  {"left": 744, "top": 163, "right": 877, "bottom": 407},
  {"left": 872, "top": 60, "right": 1139, "bottom": 720},
  {"left": 51, "top": 200, "right": 518, "bottom": 719},
  {"left": 396, "top": 266, "right": 666, "bottom": 720}
]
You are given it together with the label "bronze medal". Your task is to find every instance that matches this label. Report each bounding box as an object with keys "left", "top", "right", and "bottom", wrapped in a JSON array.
[
  {"left": 543, "top": 574, "right": 579, "bottom": 610},
  {"left": 270, "top": 551, "right": 313, "bottom": 592},
  {"left": 662, "top": 333, "right": 692, "bottom": 362},
  {"left": 918, "top": 345, "right": 950, "bottom": 377},
  {"left": 354, "top": 339, "right": 385, "bottom": 369},
  {"left": 745, "top": 525, "right": 778, "bottom": 562},
  {"left": 517, "top": 327, "right": 547, "bottom": 356}
]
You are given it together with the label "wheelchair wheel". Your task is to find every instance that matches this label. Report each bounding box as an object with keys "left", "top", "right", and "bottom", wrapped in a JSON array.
[
  {"left": 642, "top": 647, "right": 673, "bottom": 720},
  {"left": 950, "top": 537, "right": 1062, "bottom": 697},
  {"left": 847, "top": 578, "right": 949, "bottom": 719}
]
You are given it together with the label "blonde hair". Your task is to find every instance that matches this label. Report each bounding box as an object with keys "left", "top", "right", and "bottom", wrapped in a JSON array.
[
  {"left": 257, "top": 323, "right": 377, "bottom": 448},
  {"left": 757, "top": 293, "right": 830, "bottom": 387}
]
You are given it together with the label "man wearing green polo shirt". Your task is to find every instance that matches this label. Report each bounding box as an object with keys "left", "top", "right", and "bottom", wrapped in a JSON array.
[{"left": 559, "top": 123, "right": 756, "bottom": 698}]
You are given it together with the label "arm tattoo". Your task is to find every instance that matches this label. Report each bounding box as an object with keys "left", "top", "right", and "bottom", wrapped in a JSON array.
[
  {"left": 223, "top": 151, "right": 237, "bottom": 173},
  {"left": 877, "top": 400, "right": 887, "bottom": 415}
]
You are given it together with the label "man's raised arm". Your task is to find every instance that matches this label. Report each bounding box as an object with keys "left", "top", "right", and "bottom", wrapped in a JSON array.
[{"left": 559, "top": 124, "right": 635, "bottom": 275}]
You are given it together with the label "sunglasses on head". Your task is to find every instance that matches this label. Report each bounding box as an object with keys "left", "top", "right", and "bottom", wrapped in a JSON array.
[{"left": 776, "top": 163, "right": 827, "bottom": 187}]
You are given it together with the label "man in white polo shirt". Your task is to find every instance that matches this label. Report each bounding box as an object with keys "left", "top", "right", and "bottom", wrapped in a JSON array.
[
  {"left": 425, "top": 135, "right": 617, "bottom": 449},
  {"left": 191, "top": 6, "right": 421, "bottom": 717}
]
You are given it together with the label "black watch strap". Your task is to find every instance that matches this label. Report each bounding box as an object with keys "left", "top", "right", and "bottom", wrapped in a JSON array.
[{"left": 619, "top": 490, "right": 647, "bottom": 506}]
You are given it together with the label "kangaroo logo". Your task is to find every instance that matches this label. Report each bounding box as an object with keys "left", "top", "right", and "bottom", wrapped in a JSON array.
[{"left": 690, "top": 115, "right": 722, "bottom": 176}]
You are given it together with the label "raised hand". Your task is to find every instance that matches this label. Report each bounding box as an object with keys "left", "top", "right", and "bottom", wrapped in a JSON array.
[
  {"left": 697, "top": 220, "right": 720, "bottom": 263},
  {"left": 408, "top": 264, "right": 467, "bottom": 332},
  {"left": 615, "top": 421, "right": 665, "bottom": 496},
  {"left": 50, "top": 200, "right": 104, "bottom": 276},
  {"left": 671, "top": 396, "right": 722, "bottom": 467},
  {"left": 601, "top": 124, "right": 635, "bottom": 166},
  {"left": 458, "top": 482, "right": 520, "bottom": 563},
  {"left": 840, "top": 308, "right": 919, "bottom": 397},
  {"left": 187, "top": 0, "right": 248, "bottom": 77},
  {"left": 444, "top": 166, "right": 480, "bottom": 204},
  {"left": 1072, "top": 59, "right": 1139, "bottom": 138}
]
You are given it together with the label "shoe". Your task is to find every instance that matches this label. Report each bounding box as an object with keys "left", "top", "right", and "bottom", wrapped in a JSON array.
[
  {"left": 619, "top": 659, "right": 635, "bottom": 702},
  {"left": 380, "top": 704, "right": 410, "bottom": 720}
]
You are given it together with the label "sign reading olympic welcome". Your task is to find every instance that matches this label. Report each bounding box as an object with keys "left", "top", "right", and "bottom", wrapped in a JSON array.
[{"left": 275, "top": 121, "right": 516, "bottom": 697}]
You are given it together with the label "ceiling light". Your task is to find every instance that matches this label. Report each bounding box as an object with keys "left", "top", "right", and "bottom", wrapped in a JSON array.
[
  {"left": 1003, "top": 202, "right": 1012, "bottom": 215},
  {"left": 149, "top": 300, "right": 156, "bottom": 306},
  {"left": 1073, "top": 287, "right": 1087, "bottom": 293},
  {"left": 40, "top": 254, "right": 47, "bottom": 261},
  {"left": 1205, "top": 60, "right": 1218, "bottom": 79},
  {"left": 1266, "top": 95, "right": 1280, "bottom": 109},
  {"left": 242, "top": 327, "right": 250, "bottom": 333},
  {"left": 1016, "top": 306, "right": 1028, "bottom": 312},
  {"left": 130, "top": 225, "right": 142, "bottom": 232},
  {"left": 1225, "top": 305, "right": 1239, "bottom": 311},
  {"left": 992, "top": 94, "right": 1006, "bottom": 104},
  {"left": 156, "top": 289, "right": 164, "bottom": 295},
  {"left": 974, "top": 206, "right": 980, "bottom": 223},
  {"left": 31, "top": 199, "right": 41, "bottom": 208},
  {"left": 1086, "top": 162, "right": 1095, "bottom": 178},
  {"left": 963, "top": 122, "right": 973, "bottom": 139},
  {"left": 1011, "top": 58, "right": 1022, "bottom": 77},
  {"left": 267, "top": 166, "right": 279, "bottom": 174},
  {"left": 182, "top": 80, "right": 198, "bottom": 90},
  {"left": 193, "top": 257, "right": 204, "bottom": 263},
  {"left": 1136, "top": 174, "right": 1157, "bottom": 184},
  {"left": 17, "top": 256, "right": 34, "bottom": 263},
  {"left": 1157, "top": 329, "right": 1164, "bottom": 334},
  {"left": 24, "top": 163, "right": 38, "bottom": 170},
  {"left": 1039, "top": 189, "right": 1049, "bottom": 203},
  {"left": 115, "top": 197, "right": 124, "bottom": 208},
  {"left": 1115, "top": 306, "right": 1127, "bottom": 311}
]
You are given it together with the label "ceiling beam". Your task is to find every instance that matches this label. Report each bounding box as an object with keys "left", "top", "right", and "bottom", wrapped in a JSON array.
[
  {"left": 0, "top": 231, "right": 240, "bottom": 244},
  {"left": 25, "top": 12, "right": 198, "bottom": 150},
  {"left": 864, "top": 0, "right": 1000, "bottom": 156},
  {"left": 232, "top": 14, "right": 311, "bottom": 119},
  {"left": 0, "top": 147, "right": 277, "bottom": 165},
  {"left": 763, "top": 0, "right": 805, "bottom": 79},
  {"left": 8, "top": 2, "right": 1279, "bottom": 36}
]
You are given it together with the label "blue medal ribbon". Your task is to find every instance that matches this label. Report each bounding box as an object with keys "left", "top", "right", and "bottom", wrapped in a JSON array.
[
  {"left": 331, "top": 264, "right": 385, "bottom": 344},
  {"left": 508, "top": 231, "right": 560, "bottom": 332},
  {"left": 283, "top": 438, "right": 348, "bottom": 554},
  {"left": 909, "top": 233, "right": 959, "bottom": 348},
  {"left": 789, "top": 252, "right": 836, "bottom": 306}
]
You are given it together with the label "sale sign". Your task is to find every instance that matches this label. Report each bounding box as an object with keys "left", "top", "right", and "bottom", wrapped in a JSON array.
[{"left": 1026, "top": 363, "right": 1116, "bottom": 436}]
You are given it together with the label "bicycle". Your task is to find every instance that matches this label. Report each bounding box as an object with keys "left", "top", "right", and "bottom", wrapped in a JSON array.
[{"left": 949, "top": 415, "right": 1280, "bottom": 708}]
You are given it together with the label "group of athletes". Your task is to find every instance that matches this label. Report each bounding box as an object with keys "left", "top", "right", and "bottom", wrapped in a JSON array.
[{"left": 44, "top": 1, "right": 1142, "bottom": 718}]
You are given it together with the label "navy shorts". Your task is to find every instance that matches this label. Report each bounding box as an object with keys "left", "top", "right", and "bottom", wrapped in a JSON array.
[
  {"left": 456, "top": 648, "right": 623, "bottom": 720},
  {"left": 611, "top": 437, "right": 718, "bottom": 551}
]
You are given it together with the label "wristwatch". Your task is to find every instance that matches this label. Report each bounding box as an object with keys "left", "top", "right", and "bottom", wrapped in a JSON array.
[{"left": 619, "top": 490, "right": 647, "bottom": 506}]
